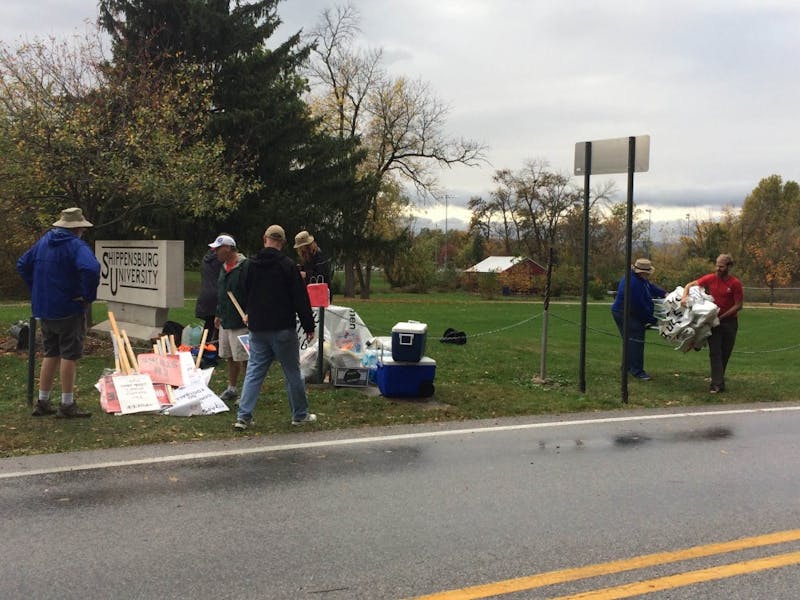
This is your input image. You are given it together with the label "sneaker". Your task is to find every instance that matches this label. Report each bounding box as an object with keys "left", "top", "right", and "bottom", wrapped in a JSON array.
[
  {"left": 220, "top": 389, "right": 238, "bottom": 402},
  {"left": 55, "top": 403, "right": 92, "bottom": 418},
  {"left": 233, "top": 418, "right": 252, "bottom": 431},
  {"left": 709, "top": 385, "right": 722, "bottom": 394},
  {"left": 632, "top": 372, "right": 652, "bottom": 381},
  {"left": 291, "top": 413, "right": 317, "bottom": 425},
  {"left": 32, "top": 400, "right": 57, "bottom": 417}
]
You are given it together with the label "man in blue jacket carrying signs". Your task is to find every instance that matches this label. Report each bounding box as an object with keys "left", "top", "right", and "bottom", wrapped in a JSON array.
[
  {"left": 611, "top": 258, "right": 666, "bottom": 381},
  {"left": 234, "top": 225, "right": 316, "bottom": 431}
]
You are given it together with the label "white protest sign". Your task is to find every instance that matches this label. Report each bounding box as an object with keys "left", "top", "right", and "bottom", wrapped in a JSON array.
[
  {"left": 166, "top": 381, "right": 228, "bottom": 417},
  {"left": 237, "top": 334, "right": 250, "bottom": 357},
  {"left": 112, "top": 374, "right": 162, "bottom": 414},
  {"left": 177, "top": 351, "right": 204, "bottom": 386}
]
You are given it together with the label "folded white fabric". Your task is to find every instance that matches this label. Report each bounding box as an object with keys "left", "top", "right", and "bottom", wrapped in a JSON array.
[{"left": 657, "top": 286, "right": 719, "bottom": 351}]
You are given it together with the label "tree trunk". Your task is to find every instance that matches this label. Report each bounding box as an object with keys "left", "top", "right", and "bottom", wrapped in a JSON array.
[
  {"left": 361, "top": 261, "right": 372, "bottom": 299},
  {"left": 343, "top": 261, "right": 355, "bottom": 297},
  {"left": 354, "top": 259, "right": 369, "bottom": 299}
]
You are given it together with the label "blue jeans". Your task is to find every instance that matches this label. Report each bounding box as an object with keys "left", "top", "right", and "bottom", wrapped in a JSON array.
[
  {"left": 236, "top": 329, "right": 310, "bottom": 422},
  {"left": 612, "top": 310, "right": 648, "bottom": 376}
]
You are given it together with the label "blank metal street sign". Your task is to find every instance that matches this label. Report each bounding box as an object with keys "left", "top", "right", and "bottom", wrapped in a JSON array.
[{"left": 574, "top": 135, "right": 650, "bottom": 175}]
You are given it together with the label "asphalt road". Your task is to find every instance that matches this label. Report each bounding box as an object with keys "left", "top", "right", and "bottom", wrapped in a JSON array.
[{"left": 1, "top": 402, "right": 799, "bottom": 599}]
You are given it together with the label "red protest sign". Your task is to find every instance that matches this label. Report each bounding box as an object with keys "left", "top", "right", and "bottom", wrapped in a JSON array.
[{"left": 136, "top": 353, "right": 184, "bottom": 387}]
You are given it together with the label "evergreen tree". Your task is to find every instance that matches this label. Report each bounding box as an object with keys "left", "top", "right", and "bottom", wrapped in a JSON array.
[{"left": 99, "top": 0, "right": 366, "bottom": 253}]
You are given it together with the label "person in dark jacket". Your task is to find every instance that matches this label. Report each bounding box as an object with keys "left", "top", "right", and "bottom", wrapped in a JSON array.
[
  {"left": 194, "top": 244, "right": 223, "bottom": 343},
  {"left": 234, "top": 225, "right": 316, "bottom": 430},
  {"left": 17, "top": 207, "right": 101, "bottom": 418},
  {"left": 610, "top": 258, "right": 666, "bottom": 381},
  {"left": 294, "top": 230, "right": 332, "bottom": 301}
]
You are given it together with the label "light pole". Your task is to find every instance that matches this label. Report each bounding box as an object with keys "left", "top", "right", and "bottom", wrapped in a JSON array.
[
  {"left": 645, "top": 208, "right": 652, "bottom": 258},
  {"left": 443, "top": 194, "right": 449, "bottom": 269},
  {"left": 685, "top": 213, "right": 690, "bottom": 237}
]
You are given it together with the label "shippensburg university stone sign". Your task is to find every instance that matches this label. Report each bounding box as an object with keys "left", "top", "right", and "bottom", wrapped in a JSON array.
[{"left": 93, "top": 240, "right": 184, "bottom": 341}]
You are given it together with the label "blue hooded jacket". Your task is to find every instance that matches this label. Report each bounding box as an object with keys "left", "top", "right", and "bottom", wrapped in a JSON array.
[
  {"left": 17, "top": 228, "right": 101, "bottom": 319},
  {"left": 610, "top": 269, "right": 666, "bottom": 325}
]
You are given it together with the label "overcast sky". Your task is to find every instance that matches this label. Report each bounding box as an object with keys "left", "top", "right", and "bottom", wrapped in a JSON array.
[{"left": 3, "top": 0, "right": 799, "bottom": 235}]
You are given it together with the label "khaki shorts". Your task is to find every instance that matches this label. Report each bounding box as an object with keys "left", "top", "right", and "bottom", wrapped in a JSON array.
[
  {"left": 41, "top": 313, "right": 86, "bottom": 360},
  {"left": 218, "top": 326, "right": 249, "bottom": 362}
]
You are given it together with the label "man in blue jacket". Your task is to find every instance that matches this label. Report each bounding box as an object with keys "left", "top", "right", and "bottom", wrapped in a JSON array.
[
  {"left": 17, "top": 207, "right": 101, "bottom": 418},
  {"left": 611, "top": 258, "right": 666, "bottom": 381}
]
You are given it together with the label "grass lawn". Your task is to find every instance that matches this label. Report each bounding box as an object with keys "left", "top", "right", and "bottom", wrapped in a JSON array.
[{"left": 1, "top": 289, "right": 797, "bottom": 457}]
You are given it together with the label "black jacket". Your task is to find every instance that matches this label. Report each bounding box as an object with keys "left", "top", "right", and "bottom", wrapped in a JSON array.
[
  {"left": 243, "top": 247, "right": 315, "bottom": 334},
  {"left": 195, "top": 251, "right": 222, "bottom": 318},
  {"left": 300, "top": 247, "right": 332, "bottom": 285}
]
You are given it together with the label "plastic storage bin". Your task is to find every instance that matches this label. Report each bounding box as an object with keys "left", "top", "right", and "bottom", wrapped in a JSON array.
[
  {"left": 377, "top": 356, "right": 436, "bottom": 398},
  {"left": 391, "top": 321, "right": 428, "bottom": 362}
]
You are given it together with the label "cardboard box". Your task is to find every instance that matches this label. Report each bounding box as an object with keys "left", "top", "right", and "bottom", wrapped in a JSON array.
[
  {"left": 391, "top": 321, "right": 428, "bottom": 362},
  {"left": 377, "top": 356, "right": 436, "bottom": 398},
  {"left": 333, "top": 367, "right": 370, "bottom": 387}
]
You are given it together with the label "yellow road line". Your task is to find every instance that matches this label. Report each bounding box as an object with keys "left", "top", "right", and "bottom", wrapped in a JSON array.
[
  {"left": 407, "top": 529, "right": 800, "bottom": 600},
  {"left": 550, "top": 550, "right": 800, "bottom": 599}
]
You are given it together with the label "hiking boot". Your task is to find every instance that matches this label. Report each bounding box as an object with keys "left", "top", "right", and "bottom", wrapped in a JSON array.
[
  {"left": 233, "top": 417, "right": 252, "bottom": 431},
  {"left": 291, "top": 413, "right": 317, "bottom": 425},
  {"left": 32, "top": 400, "right": 57, "bottom": 417},
  {"left": 220, "top": 389, "right": 238, "bottom": 402},
  {"left": 56, "top": 403, "right": 92, "bottom": 418}
]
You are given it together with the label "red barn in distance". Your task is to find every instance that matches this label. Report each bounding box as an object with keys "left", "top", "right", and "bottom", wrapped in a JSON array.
[{"left": 463, "top": 256, "right": 545, "bottom": 294}]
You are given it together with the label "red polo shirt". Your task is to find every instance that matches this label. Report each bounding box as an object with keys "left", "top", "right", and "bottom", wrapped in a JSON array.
[{"left": 697, "top": 273, "right": 743, "bottom": 320}]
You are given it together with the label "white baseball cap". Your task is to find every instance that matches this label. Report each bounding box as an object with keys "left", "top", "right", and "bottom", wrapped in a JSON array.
[{"left": 208, "top": 234, "right": 236, "bottom": 249}]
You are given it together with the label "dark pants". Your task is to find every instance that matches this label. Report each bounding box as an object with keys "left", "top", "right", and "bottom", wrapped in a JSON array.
[
  {"left": 612, "top": 311, "right": 647, "bottom": 376},
  {"left": 200, "top": 315, "right": 219, "bottom": 343},
  {"left": 708, "top": 318, "right": 738, "bottom": 389}
]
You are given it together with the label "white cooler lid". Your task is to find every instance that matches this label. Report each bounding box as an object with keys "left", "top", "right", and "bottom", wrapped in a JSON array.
[
  {"left": 379, "top": 355, "right": 436, "bottom": 366},
  {"left": 392, "top": 321, "right": 428, "bottom": 334}
]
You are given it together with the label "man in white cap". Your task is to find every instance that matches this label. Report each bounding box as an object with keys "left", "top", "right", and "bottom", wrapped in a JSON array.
[
  {"left": 233, "top": 225, "right": 316, "bottom": 430},
  {"left": 208, "top": 234, "right": 248, "bottom": 402},
  {"left": 17, "top": 207, "right": 101, "bottom": 418}
]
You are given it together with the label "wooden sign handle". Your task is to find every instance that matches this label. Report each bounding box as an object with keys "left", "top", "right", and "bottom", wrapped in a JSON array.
[
  {"left": 195, "top": 328, "right": 209, "bottom": 368},
  {"left": 227, "top": 291, "right": 247, "bottom": 321}
]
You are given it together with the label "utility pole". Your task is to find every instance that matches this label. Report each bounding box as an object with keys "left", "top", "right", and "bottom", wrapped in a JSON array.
[
  {"left": 443, "top": 194, "right": 449, "bottom": 269},
  {"left": 646, "top": 208, "right": 652, "bottom": 257},
  {"left": 686, "top": 213, "right": 690, "bottom": 237}
]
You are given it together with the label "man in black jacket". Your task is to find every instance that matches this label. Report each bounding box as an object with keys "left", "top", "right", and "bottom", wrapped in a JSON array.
[{"left": 234, "top": 225, "right": 316, "bottom": 430}]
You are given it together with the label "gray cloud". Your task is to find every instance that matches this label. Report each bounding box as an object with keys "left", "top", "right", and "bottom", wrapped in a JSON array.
[{"left": 3, "top": 0, "right": 798, "bottom": 222}]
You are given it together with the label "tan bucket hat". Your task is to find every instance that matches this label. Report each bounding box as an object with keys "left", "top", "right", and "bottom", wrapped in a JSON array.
[
  {"left": 293, "top": 230, "right": 314, "bottom": 248},
  {"left": 53, "top": 207, "right": 93, "bottom": 228}
]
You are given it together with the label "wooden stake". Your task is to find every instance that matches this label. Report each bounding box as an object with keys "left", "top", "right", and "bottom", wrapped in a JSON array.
[
  {"left": 117, "top": 335, "right": 132, "bottom": 374},
  {"left": 227, "top": 291, "right": 247, "bottom": 321},
  {"left": 108, "top": 311, "right": 123, "bottom": 371},
  {"left": 122, "top": 330, "right": 138, "bottom": 370},
  {"left": 195, "top": 328, "right": 209, "bottom": 368}
]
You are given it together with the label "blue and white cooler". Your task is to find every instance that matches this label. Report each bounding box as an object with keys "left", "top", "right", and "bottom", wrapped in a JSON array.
[
  {"left": 377, "top": 355, "right": 436, "bottom": 398},
  {"left": 391, "top": 321, "right": 427, "bottom": 362}
]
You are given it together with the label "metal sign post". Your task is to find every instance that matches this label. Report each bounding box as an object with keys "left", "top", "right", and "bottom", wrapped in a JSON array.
[{"left": 574, "top": 135, "right": 650, "bottom": 399}]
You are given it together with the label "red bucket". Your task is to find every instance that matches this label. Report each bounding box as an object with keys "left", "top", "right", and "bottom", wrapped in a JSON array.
[{"left": 307, "top": 282, "right": 330, "bottom": 308}]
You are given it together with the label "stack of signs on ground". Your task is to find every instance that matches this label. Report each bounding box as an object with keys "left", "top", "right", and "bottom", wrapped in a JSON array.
[
  {"left": 97, "top": 346, "right": 228, "bottom": 416},
  {"left": 656, "top": 286, "right": 720, "bottom": 352}
]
